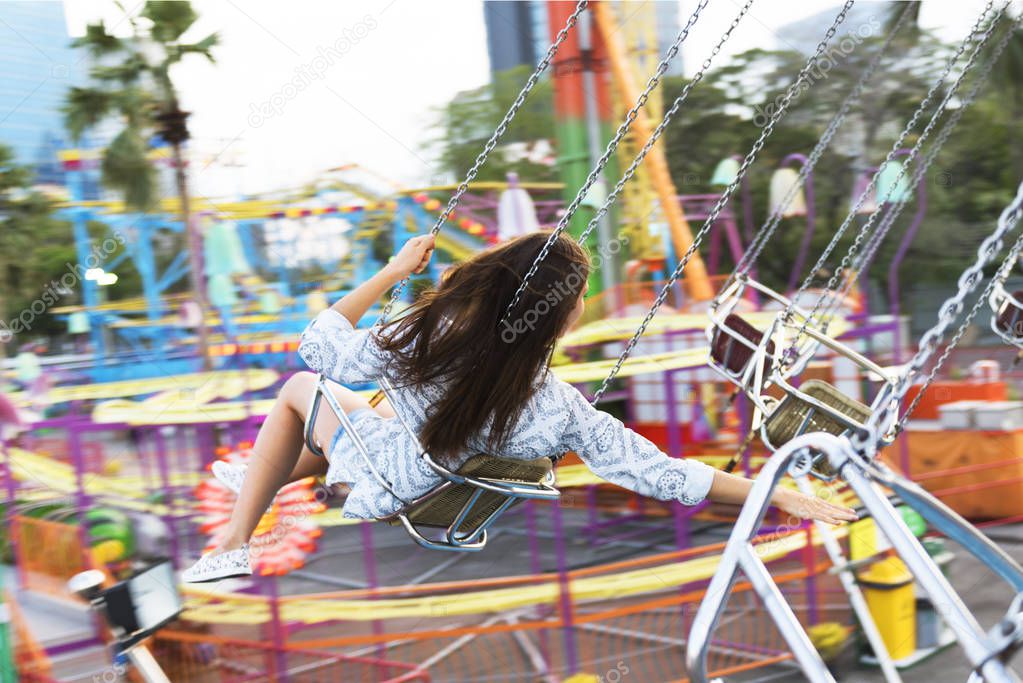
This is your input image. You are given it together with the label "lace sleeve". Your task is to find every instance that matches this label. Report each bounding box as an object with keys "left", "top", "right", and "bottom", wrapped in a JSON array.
[
  {"left": 553, "top": 378, "right": 715, "bottom": 505},
  {"left": 297, "top": 309, "right": 387, "bottom": 384}
]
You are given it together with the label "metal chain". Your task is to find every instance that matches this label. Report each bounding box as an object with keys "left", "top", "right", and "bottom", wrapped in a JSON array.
[
  {"left": 854, "top": 178, "right": 1023, "bottom": 455},
  {"left": 821, "top": 8, "right": 1016, "bottom": 329},
  {"left": 500, "top": 0, "right": 712, "bottom": 322},
  {"left": 502, "top": 0, "right": 746, "bottom": 323},
  {"left": 786, "top": 1, "right": 1004, "bottom": 353},
  {"left": 899, "top": 229, "right": 1023, "bottom": 431},
  {"left": 575, "top": 0, "right": 754, "bottom": 247},
  {"left": 868, "top": 17, "right": 1021, "bottom": 434},
  {"left": 778, "top": 0, "right": 996, "bottom": 337},
  {"left": 377, "top": 0, "right": 588, "bottom": 323},
  {"left": 588, "top": 0, "right": 854, "bottom": 405},
  {"left": 727, "top": 1, "right": 915, "bottom": 287}
]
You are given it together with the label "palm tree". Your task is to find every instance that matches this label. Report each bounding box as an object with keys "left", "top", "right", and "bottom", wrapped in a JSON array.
[{"left": 63, "top": 1, "right": 218, "bottom": 367}]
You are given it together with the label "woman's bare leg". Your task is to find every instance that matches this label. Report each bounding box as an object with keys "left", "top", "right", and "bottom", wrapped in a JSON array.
[
  {"left": 213, "top": 371, "right": 375, "bottom": 553},
  {"left": 279, "top": 398, "right": 394, "bottom": 482}
]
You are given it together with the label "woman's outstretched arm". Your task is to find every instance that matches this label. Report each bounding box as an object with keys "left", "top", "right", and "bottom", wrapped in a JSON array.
[
  {"left": 708, "top": 469, "right": 856, "bottom": 525},
  {"left": 331, "top": 235, "right": 435, "bottom": 326},
  {"left": 553, "top": 377, "right": 857, "bottom": 525}
]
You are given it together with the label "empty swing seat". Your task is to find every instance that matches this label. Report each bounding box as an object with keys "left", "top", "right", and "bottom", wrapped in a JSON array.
[
  {"left": 710, "top": 313, "right": 776, "bottom": 375},
  {"left": 762, "top": 379, "right": 872, "bottom": 477},
  {"left": 995, "top": 289, "right": 1023, "bottom": 339}
]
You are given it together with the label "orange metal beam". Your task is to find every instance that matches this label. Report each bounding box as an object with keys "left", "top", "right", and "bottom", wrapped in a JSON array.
[{"left": 591, "top": 2, "right": 715, "bottom": 301}]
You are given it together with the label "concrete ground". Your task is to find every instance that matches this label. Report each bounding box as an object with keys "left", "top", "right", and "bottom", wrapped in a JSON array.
[
  {"left": 830, "top": 526, "right": 1023, "bottom": 682},
  {"left": 13, "top": 495, "right": 1023, "bottom": 681}
]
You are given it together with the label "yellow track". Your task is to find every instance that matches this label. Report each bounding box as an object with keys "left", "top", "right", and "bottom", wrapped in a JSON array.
[{"left": 10, "top": 369, "right": 279, "bottom": 409}]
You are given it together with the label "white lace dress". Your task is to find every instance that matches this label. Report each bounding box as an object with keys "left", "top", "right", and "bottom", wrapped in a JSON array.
[{"left": 297, "top": 309, "right": 716, "bottom": 520}]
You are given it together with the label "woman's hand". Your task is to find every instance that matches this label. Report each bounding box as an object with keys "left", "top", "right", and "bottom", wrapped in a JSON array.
[
  {"left": 772, "top": 487, "right": 858, "bottom": 525},
  {"left": 385, "top": 235, "right": 435, "bottom": 280}
]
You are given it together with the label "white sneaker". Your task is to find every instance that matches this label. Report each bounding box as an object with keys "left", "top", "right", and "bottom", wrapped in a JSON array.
[
  {"left": 211, "top": 460, "right": 247, "bottom": 495},
  {"left": 211, "top": 460, "right": 274, "bottom": 513},
  {"left": 182, "top": 544, "right": 252, "bottom": 583}
]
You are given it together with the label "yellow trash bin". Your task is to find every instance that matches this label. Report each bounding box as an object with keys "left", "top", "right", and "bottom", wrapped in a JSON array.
[{"left": 858, "top": 556, "right": 916, "bottom": 660}]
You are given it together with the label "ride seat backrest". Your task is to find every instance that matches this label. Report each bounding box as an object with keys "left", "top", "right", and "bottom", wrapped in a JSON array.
[
  {"left": 390, "top": 455, "right": 554, "bottom": 533},
  {"left": 764, "top": 379, "right": 871, "bottom": 445},
  {"left": 711, "top": 313, "right": 776, "bottom": 375},
  {"left": 995, "top": 289, "right": 1023, "bottom": 338}
]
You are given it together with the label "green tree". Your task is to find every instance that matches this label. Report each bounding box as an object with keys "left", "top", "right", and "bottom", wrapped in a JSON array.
[
  {"left": 63, "top": 1, "right": 217, "bottom": 366},
  {"left": 0, "top": 145, "right": 77, "bottom": 349},
  {"left": 433, "top": 65, "right": 559, "bottom": 183}
]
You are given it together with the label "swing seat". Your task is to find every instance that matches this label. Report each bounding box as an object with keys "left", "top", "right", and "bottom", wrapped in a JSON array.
[
  {"left": 762, "top": 379, "right": 872, "bottom": 477},
  {"left": 305, "top": 374, "right": 560, "bottom": 552},
  {"left": 380, "top": 454, "right": 558, "bottom": 551},
  {"left": 710, "top": 313, "right": 776, "bottom": 375},
  {"left": 706, "top": 275, "right": 813, "bottom": 408},
  {"left": 991, "top": 283, "right": 1023, "bottom": 343}
]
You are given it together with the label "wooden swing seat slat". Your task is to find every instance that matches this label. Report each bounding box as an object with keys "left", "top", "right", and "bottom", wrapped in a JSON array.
[
  {"left": 383, "top": 455, "right": 554, "bottom": 533},
  {"left": 764, "top": 379, "right": 871, "bottom": 476}
]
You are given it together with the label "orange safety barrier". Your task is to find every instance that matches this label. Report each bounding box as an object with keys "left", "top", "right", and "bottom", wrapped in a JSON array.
[
  {"left": 902, "top": 380, "right": 1007, "bottom": 420},
  {"left": 12, "top": 515, "right": 94, "bottom": 598},
  {"left": 906, "top": 430, "right": 1023, "bottom": 519}
]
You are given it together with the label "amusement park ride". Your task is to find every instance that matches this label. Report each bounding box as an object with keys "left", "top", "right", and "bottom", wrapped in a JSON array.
[{"left": 7, "top": 1, "right": 1023, "bottom": 682}]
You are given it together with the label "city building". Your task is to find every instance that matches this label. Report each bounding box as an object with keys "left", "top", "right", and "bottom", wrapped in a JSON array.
[
  {"left": 0, "top": 1, "right": 101, "bottom": 194},
  {"left": 483, "top": 1, "right": 682, "bottom": 77}
]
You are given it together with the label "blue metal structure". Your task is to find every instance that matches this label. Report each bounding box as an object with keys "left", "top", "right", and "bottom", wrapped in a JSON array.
[{"left": 57, "top": 165, "right": 481, "bottom": 382}]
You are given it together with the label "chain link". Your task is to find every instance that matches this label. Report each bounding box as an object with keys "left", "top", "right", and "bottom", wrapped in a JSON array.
[
  {"left": 823, "top": 11, "right": 1017, "bottom": 326},
  {"left": 727, "top": 1, "right": 915, "bottom": 287},
  {"left": 501, "top": 0, "right": 734, "bottom": 323},
  {"left": 854, "top": 179, "right": 1023, "bottom": 455},
  {"left": 779, "top": 0, "right": 997, "bottom": 348},
  {"left": 588, "top": 0, "right": 854, "bottom": 405},
  {"left": 377, "top": 0, "right": 588, "bottom": 324},
  {"left": 899, "top": 230, "right": 1023, "bottom": 430},
  {"left": 576, "top": 0, "right": 754, "bottom": 247},
  {"left": 869, "top": 17, "right": 1022, "bottom": 433}
]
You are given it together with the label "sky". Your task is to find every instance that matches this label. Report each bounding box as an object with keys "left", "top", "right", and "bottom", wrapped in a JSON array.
[{"left": 62, "top": 0, "right": 996, "bottom": 201}]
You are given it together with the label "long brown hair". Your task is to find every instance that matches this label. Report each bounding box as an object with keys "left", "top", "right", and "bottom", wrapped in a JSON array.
[{"left": 378, "top": 232, "right": 590, "bottom": 462}]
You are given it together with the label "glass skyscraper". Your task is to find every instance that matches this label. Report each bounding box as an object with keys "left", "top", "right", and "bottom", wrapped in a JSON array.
[{"left": 0, "top": 1, "right": 95, "bottom": 189}]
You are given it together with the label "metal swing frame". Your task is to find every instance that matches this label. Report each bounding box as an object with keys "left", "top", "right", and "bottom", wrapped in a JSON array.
[
  {"left": 686, "top": 432, "right": 1023, "bottom": 683},
  {"left": 303, "top": 374, "right": 560, "bottom": 552},
  {"left": 707, "top": 274, "right": 820, "bottom": 411},
  {"left": 761, "top": 322, "right": 901, "bottom": 455},
  {"left": 989, "top": 279, "right": 1023, "bottom": 348}
]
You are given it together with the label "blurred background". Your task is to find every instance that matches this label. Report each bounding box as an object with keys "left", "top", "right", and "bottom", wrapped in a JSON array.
[{"left": 2, "top": 1, "right": 1023, "bottom": 682}]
